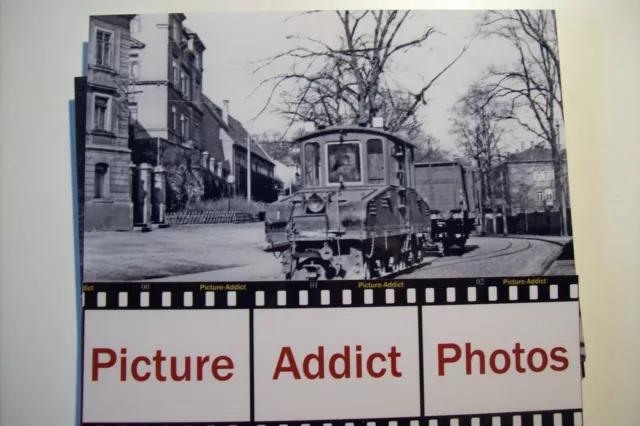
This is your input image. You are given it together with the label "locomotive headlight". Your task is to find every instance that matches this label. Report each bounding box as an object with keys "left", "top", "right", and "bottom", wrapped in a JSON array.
[{"left": 306, "top": 193, "right": 325, "bottom": 214}]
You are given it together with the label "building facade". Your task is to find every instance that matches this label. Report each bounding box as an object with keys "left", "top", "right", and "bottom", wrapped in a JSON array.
[
  {"left": 128, "top": 13, "right": 205, "bottom": 154},
  {"left": 125, "top": 13, "right": 208, "bottom": 219},
  {"left": 202, "top": 95, "right": 278, "bottom": 203},
  {"left": 502, "top": 142, "right": 569, "bottom": 214},
  {"left": 84, "top": 15, "right": 136, "bottom": 231}
]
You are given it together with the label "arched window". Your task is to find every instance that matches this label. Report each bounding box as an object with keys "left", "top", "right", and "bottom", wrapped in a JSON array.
[{"left": 94, "top": 163, "right": 109, "bottom": 199}]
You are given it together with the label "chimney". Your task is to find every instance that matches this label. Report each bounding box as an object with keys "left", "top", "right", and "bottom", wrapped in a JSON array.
[
  {"left": 529, "top": 141, "right": 534, "bottom": 150},
  {"left": 521, "top": 141, "right": 525, "bottom": 151},
  {"left": 223, "top": 100, "right": 229, "bottom": 125}
]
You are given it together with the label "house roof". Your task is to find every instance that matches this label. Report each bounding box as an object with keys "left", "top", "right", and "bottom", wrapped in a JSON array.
[
  {"left": 201, "top": 95, "right": 274, "bottom": 165},
  {"left": 415, "top": 161, "right": 464, "bottom": 168},
  {"left": 507, "top": 144, "right": 567, "bottom": 163}
]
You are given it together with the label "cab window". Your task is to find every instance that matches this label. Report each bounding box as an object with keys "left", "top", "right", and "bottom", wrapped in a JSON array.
[
  {"left": 327, "top": 142, "right": 362, "bottom": 184},
  {"left": 367, "top": 139, "right": 385, "bottom": 183},
  {"left": 303, "top": 142, "right": 320, "bottom": 187}
]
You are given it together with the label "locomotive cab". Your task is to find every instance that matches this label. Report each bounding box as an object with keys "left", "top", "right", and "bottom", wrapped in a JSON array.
[{"left": 264, "top": 125, "right": 433, "bottom": 281}]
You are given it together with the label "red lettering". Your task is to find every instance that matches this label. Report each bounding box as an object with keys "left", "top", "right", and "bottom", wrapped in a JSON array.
[
  {"left": 170, "top": 357, "right": 192, "bottom": 381},
  {"left": 437, "top": 343, "right": 571, "bottom": 376},
  {"left": 550, "top": 347, "right": 569, "bottom": 372},
  {"left": 388, "top": 346, "right": 402, "bottom": 377},
  {"left": 153, "top": 350, "right": 167, "bottom": 382},
  {"left": 131, "top": 356, "right": 151, "bottom": 381},
  {"left": 273, "top": 347, "right": 301, "bottom": 380},
  {"left": 527, "top": 348, "right": 549, "bottom": 373},
  {"left": 212, "top": 356, "right": 234, "bottom": 381},
  {"left": 303, "top": 346, "right": 325, "bottom": 379},
  {"left": 92, "top": 348, "right": 116, "bottom": 381},
  {"left": 512, "top": 343, "right": 526, "bottom": 373},
  {"left": 366, "top": 353, "right": 386, "bottom": 378},
  {"left": 465, "top": 343, "right": 486, "bottom": 375},
  {"left": 196, "top": 356, "right": 210, "bottom": 381},
  {"left": 328, "top": 346, "right": 350, "bottom": 379},
  {"left": 489, "top": 349, "right": 510, "bottom": 374},
  {"left": 355, "top": 345, "right": 363, "bottom": 378},
  {"left": 438, "top": 343, "right": 461, "bottom": 376},
  {"left": 120, "top": 348, "right": 128, "bottom": 381}
]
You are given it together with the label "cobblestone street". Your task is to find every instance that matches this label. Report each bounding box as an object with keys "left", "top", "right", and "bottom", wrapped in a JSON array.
[{"left": 84, "top": 222, "right": 575, "bottom": 282}]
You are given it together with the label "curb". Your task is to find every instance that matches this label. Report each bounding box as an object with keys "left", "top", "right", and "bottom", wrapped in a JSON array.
[{"left": 480, "top": 234, "right": 572, "bottom": 247}]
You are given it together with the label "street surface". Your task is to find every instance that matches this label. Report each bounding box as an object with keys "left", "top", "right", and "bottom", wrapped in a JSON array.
[{"left": 82, "top": 222, "right": 575, "bottom": 282}]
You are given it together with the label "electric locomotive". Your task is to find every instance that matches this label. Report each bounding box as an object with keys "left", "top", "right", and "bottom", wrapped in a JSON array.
[{"left": 264, "top": 124, "right": 435, "bottom": 281}]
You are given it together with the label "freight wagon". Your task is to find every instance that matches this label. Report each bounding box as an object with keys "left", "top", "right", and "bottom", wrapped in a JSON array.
[{"left": 414, "top": 161, "right": 477, "bottom": 254}]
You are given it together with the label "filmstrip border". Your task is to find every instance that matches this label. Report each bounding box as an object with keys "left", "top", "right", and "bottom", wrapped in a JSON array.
[
  {"left": 82, "top": 409, "right": 583, "bottom": 426},
  {"left": 82, "top": 277, "right": 579, "bottom": 310}
]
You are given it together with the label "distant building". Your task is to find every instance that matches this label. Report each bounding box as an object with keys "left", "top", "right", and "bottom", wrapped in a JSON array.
[
  {"left": 259, "top": 139, "right": 300, "bottom": 196},
  {"left": 501, "top": 141, "right": 569, "bottom": 214},
  {"left": 83, "top": 14, "right": 137, "bottom": 231},
  {"left": 201, "top": 95, "right": 278, "bottom": 203}
]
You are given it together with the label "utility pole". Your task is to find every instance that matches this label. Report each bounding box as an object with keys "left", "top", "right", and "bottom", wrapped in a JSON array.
[
  {"left": 246, "top": 133, "right": 252, "bottom": 202},
  {"left": 557, "top": 120, "right": 569, "bottom": 236}
]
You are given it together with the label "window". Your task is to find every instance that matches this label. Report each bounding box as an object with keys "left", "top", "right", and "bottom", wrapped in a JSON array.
[
  {"left": 544, "top": 170, "right": 553, "bottom": 181},
  {"left": 172, "top": 61, "right": 179, "bottom": 86},
  {"left": 327, "top": 142, "right": 362, "bottom": 184},
  {"left": 536, "top": 190, "right": 544, "bottom": 201},
  {"left": 180, "top": 114, "right": 190, "bottom": 139},
  {"left": 130, "top": 61, "right": 139, "bottom": 79},
  {"left": 170, "top": 21, "right": 179, "bottom": 41},
  {"left": 95, "top": 29, "right": 113, "bottom": 68},
  {"left": 170, "top": 106, "right": 177, "bottom": 131},
  {"left": 129, "top": 104, "right": 138, "bottom": 124},
  {"left": 545, "top": 188, "right": 554, "bottom": 201},
  {"left": 180, "top": 67, "right": 191, "bottom": 99},
  {"left": 93, "top": 95, "right": 110, "bottom": 131},
  {"left": 94, "top": 163, "right": 109, "bottom": 199},
  {"left": 303, "top": 142, "right": 320, "bottom": 187},
  {"left": 366, "top": 139, "right": 385, "bottom": 183},
  {"left": 131, "top": 16, "right": 140, "bottom": 33}
]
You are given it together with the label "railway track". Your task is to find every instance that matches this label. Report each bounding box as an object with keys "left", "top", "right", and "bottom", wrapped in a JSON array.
[{"left": 395, "top": 239, "right": 534, "bottom": 277}]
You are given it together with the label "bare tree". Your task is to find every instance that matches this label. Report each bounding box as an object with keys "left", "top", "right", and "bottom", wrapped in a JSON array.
[
  {"left": 251, "top": 10, "right": 475, "bottom": 136},
  {"left": 479, "top": 10, "right": 568, "bottom": 235},
  {"left": 451, "top": 83, "right": 508, "bottom": 235}
]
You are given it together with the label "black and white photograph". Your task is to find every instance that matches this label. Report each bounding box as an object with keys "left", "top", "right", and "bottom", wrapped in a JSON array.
[{"left": 75, "top": 10, "right": 577, "bottom": 282}]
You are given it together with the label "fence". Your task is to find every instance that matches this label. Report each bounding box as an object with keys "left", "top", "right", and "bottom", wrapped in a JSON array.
[{"left": 165, "top": 210, "right": 261, "bottom": 226}]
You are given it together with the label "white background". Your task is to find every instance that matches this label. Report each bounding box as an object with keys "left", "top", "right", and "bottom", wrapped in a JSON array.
[
  {"left": 83, "top": 310, "right": 250, "bottom": 423},
  {"left": 1, "top": 1, "right": 640, "bottom": 426},
  {"left": 422, "top": 302, "right": 582, "bottom": 416},
  {"left": 254, "top": 307, "right": 421, "bottom": 421}
]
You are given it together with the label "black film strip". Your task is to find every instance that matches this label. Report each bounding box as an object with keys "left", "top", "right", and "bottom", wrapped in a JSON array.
[{"left": 82, "top": 276, "right": 580, "bottom": 310}]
